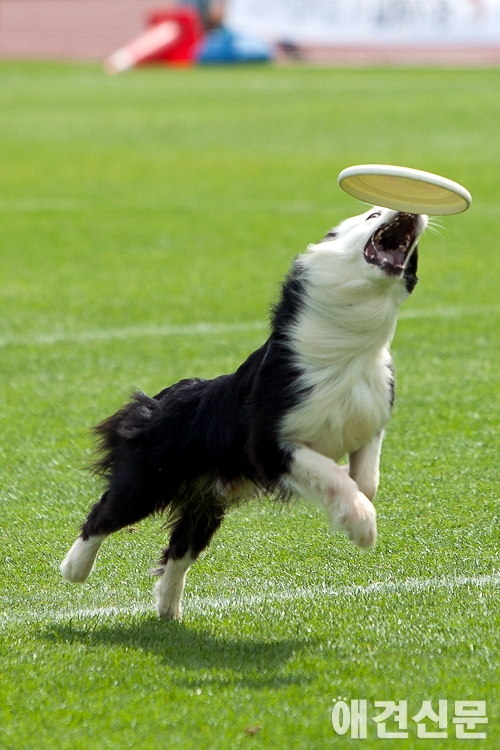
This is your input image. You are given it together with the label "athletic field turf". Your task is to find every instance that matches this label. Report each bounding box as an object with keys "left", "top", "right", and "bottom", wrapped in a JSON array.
[{"left": 1, "top": 62, "right": 499, "bottom": 749}]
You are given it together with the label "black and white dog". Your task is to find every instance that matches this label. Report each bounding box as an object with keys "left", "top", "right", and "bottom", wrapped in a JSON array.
[{"left": 61, "top": 206, "right": 426, "bottom": 619}]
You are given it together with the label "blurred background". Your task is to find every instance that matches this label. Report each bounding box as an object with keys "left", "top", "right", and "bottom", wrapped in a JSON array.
[{"left": 1, "top": 0, "right": 500, "bottom": 65}]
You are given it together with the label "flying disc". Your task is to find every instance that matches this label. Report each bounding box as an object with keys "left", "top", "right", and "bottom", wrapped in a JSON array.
[{"left": 338, "top": 164, "right": 471, "bottom": 215}]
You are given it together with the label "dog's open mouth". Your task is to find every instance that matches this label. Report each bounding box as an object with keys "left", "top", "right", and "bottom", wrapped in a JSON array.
[{"left": 364, "top": 213, "right": 420, "bottom": 277}]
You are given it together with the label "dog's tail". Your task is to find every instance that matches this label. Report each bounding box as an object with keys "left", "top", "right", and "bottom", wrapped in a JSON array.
[{"left": 90, "top": 390, "right": 159, "bottom": 477}]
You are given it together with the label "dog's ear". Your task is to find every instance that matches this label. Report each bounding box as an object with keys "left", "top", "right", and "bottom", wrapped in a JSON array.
[
  {"left": 317, "top": 229, "right": 338, "bottom": 244},
  {"left": 403, "top": 245, "right": 419, "bottom": 293}
]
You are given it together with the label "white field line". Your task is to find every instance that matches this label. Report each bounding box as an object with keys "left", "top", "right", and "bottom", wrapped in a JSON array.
[
  {"left": 2, "top": 573, "right": 500, "bottom": 627},
  {"left": 0, "top": 321, "right": 267, "bottom": 348},
  {"left": 0, "top": 198, "right": 318, "bottom": 214},
  {"left": 398, "top": 304, "right": 500, "bottom": 320},
  {"left": 0, "top": 199, "right": 84, "bottom": 212},
  {"left": 1, "top": 305, "right": 499, "bottom": 349}
]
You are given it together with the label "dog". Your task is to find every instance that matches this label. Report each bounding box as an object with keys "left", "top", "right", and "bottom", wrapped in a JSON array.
[{"left": 61, "top": 206, "right": 427, "bottom": 619}]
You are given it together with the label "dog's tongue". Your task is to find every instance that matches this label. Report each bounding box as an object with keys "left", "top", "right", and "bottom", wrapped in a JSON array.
[
  {"left": 373, "top": 242, "right": 407, "bottom": 268},
  {"left": 366, "top": 237, "right": 407, "bottom": 269}
]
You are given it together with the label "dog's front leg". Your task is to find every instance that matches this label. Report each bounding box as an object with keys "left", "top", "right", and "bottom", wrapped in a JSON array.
[
  {"left": 349, "top": 431, "right": 384, "bottom": 502},
  {"left": 284, "top": 445, "right": 376, "bottom": 549}
]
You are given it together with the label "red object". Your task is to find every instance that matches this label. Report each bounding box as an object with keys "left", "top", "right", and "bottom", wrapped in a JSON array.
[
  {"left": 105, "top": 8, "right": 204, "bottom": 73},
  {"left": 146, "top": 8, "right": 204, "bottom": 64}
]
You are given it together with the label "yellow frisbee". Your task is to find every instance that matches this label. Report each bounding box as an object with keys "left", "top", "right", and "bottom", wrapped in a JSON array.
[{"left": 338, "top": 164, "right": 472, "bottom": 215}]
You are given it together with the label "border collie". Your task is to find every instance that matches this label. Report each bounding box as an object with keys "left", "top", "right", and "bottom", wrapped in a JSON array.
[{"left": 61, "top": 206, "right": 426, "bottom": 619}]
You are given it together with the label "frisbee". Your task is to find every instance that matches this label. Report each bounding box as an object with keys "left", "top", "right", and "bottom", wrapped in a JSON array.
[{"left": 338, "top": 164, "right": 471, "bottom": 215}]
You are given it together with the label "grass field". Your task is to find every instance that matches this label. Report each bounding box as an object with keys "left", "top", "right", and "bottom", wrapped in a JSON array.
[{"left": 0, "top": 61, "right": 499, "bottom": 749}]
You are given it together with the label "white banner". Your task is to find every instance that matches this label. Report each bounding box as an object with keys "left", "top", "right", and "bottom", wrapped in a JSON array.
[{"left": 226, "top": 0, "right": 500, "bottom": 44}]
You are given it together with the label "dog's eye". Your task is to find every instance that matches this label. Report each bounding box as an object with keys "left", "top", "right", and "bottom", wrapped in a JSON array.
[
  {"left": 366, "top": 212, "right": 381, "bottom": 221},
  {"left": 318, "top": 230, "right": 337, "bottom": 243}
]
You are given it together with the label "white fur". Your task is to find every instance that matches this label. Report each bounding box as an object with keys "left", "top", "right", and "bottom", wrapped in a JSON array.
[
  {"left": 284, "top": 445, "right": 377, "bottom": 549},
  {"left": 281, "top": 208, "right": 426, "bottom": 546},
  {"left": 282, "top": 208, "right": 425, "bottom": 460},
  {"left": 348, "top": 430, "right": 385, "bottom": 501},
  {"left": 155, "top": 554, "right": 194, "bottom": 620},
  {"left": 60, "top": 535, "right": 105, "bottom": 583}
]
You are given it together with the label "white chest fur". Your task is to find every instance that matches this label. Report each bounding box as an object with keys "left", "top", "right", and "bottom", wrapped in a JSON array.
[
  {"left": 279, "top": 245, "right": 405, "bottom": 462},
  {"left": 281, "top": 348, "right": 393, "bottom": 461}
]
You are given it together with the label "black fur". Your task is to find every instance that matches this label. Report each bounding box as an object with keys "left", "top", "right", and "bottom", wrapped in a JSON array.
[
  {"left": 403, "top": 245, "right": 419, "bottom": 293},
  {"left": 81, "top": 264, "right": 307, "bottom": 567}
]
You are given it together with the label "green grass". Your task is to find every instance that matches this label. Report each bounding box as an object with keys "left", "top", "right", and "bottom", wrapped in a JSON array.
[{"left": 1, "top": 61, "right": 500, "bottom": 749}]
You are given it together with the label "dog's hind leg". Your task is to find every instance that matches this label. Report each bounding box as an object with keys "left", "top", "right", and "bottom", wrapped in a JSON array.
[
  {"left": 283, "top": 444, "right": 377, "bottom": 549},
  {"left": 60, "top": 533, "right": 105, "bottom": 583},
  {"left": 60, "top": 487, "right": 159, "bottom": 584},
  {"left": 154, "top": 554, "right": 194, "bottom": 621},
  {"left": 155, "top": 505, "right": 225, "bottom": 620}
]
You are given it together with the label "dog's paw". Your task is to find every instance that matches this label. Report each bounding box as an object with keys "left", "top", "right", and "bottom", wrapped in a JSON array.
[
  {"left": 346, "top": 491, "right": 377, "bottom": 549},
  {"left": 156, "top": 601, "right": 183, "bottom": 621},
  {"left": 153, "top": 555, "right": 192, "bottom": 621},
  {"left": 60, "top": 536, "right": 104, "bottom": 583},
  {"left": 328, "top": 491, "right": 377, "bottom": 550},
  {"left": 154, "top": 579, "right": 182, "bottom": 620}
]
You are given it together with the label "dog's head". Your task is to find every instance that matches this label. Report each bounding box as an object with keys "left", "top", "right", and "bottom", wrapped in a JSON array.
[{"left": 315, "top": 206, "right": 427, "bottom": 295}]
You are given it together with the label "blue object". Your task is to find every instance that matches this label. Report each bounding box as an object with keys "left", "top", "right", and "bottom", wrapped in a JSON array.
[{"left": 196, "top": 26, "right": 272, "bottom": 64}]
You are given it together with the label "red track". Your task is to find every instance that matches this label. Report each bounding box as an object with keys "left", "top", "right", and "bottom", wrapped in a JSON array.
[{"left": 0, "top": 0, "right": 170, "bottom": 61}]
